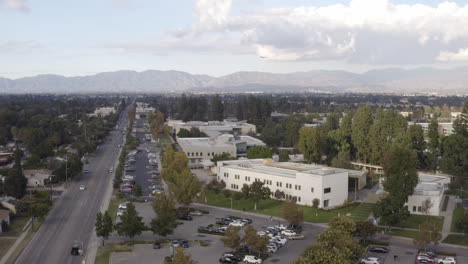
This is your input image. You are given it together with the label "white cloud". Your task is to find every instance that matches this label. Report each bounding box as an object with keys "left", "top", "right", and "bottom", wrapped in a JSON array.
[
  {"left": 437, "top": 47, "right": 468, "bottom": 62},
  {"left": 1, "top": 0, "right": 29, "bottom": 12},
  {"left": 104, "top": 0, "right": 468, "bottom": 66}
]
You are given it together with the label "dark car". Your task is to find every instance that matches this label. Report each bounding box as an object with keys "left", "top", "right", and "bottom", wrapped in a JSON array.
[
  {"left": 153, "top": 242, "right": 161, "bottom": 249},
  {"left": 216, "top": 220, "right": 230, "bottom": 226},
  {"left": 178, "top": 215, "right": 193, "bottom": 221},
  {"left": 219, "top": 256, "right": 238, "bottom": 264},
  {"left": 198, "top": 226, "right": 213, "bottom": 232},
  {"left": 287, "top": 223, "right": 303, "bottom": 231},
  {"left": 368, "top": 246, "right": 389, "bottom": 254},
  {"left": 222, "top": 216, "right": 235, "bottom": 222},
  {"left": 70, "top": 242, "right": 82, "bottom": 256},
  {"left": 238, "top": 245, "right": 250, "bottom": 252},
  {"left": 180, "top": 240, "right": 189, "bottom": 248},
  {"left": 222, "top": 253, "right": 242, "bottom": 262}
]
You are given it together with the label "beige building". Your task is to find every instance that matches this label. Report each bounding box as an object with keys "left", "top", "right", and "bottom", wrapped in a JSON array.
[
  {"left": 168, "top": 120, "right": 256, "bottom": 138},
  {"left": 178, "top": 134, "right": 266, "bottom": 168},
  {"left": 88, "top": 107, "right": 115, "bottom": 117},
  {"left": 136, "top": 102, "right": 155, "bottom": 119},
  {"left": 23, "top": 169, "right": 53, "bottom": 187}
]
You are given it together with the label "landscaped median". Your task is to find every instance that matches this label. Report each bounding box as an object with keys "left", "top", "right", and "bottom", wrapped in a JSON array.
[
  {"left": 197, "top": 189, "right": 375, "bottom": 223},
  {"left": 442, "top": 234, "right": 468, "bottom": 246}
]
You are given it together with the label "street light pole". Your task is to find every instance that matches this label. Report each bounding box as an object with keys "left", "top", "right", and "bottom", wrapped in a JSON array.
[{"left": 65, "top": 154, "right": 68, "bottom": 183}]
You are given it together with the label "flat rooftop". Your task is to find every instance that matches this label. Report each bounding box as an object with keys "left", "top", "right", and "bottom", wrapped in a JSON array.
[{"left": 177, "top": 137, "right": 232, "bottom": 148}]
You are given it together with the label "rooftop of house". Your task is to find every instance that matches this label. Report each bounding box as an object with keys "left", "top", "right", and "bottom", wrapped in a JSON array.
[
  {"left": 23, "top": 169, "right": 53, "bottom": 179},
  {"left": 178, "top": 135, "right": 265, "bottom": 148}
]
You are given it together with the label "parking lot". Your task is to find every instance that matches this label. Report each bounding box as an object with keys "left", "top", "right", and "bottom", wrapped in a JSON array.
[{"left": 110, "top": 202, "right": 324, "bottom": 264}]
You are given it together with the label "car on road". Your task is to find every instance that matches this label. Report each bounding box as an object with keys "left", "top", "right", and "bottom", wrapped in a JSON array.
[
  {"left": 368, "top": 246, "right": 389, "bottom": 253},
  {"left": 178, "top": 215, "right": 193, "bottom": 221},
  {"left": 359, "top": 257, "right": 380, "bottom": 264},
  {"left": 436, "top": 257, "right": 456, "bottom": 264},
  {"left": 79, "top": 185, "right": 86, "bottom": 191},
  {"left": 243, "top": 255, "right": 262, "bottom": 264},
  {"left": 84, "top": 169, "right": 89, "bottom": 173},
  {"left": 189, "top": 210, "right": 203, "bottom": 216},
  {"left": 70, "top": 241, "right": 83, "bottom": 256},
  {"left": 180, "top": 240, "right": 189, "bottom": 248},
  {"left": 416, "top": 260, "right": 435, "bottom": 264},
  {"left": 109, "top": 168, "right": 113, "bottom": 173},
  {"left": 153, "top": 242, "right": 161, "bottom": 249}
]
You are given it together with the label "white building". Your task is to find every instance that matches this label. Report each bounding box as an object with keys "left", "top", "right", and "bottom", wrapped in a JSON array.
[
  {"left": 217, "top": 159, "right": 364, "bottom": 209},
  {"left": 406, "top": 174, "right": 450, "bottom": 216},
  {"left": 23, "top": 169, "right": 53, "bottom": 187},
  {"left": 412, "top": 122, "right": 454, "bottom": 136},
  {"left": 178, "top": 134, "right": 266, "bottom": 168},
  {"left": 167, "top": 119, "right": 256, "bottom": 138},
  {"left": 88, "top": 107, "right": 115, "bottom": 117},
  {"left": 135, "top": 102, "right": 155, "bottom": 119}
]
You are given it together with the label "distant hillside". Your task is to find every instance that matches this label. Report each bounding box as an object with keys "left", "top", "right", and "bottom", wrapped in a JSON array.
[{"left": 1, "top": 67, "right": 467, "bottom": 95}]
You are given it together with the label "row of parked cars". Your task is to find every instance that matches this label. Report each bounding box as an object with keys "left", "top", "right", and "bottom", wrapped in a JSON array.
[
  {"left": 257, "top": 224, "right": 304, "bottom": 254},
  {"left": 416, "top": 251, "right": 456, "bottom": 264}
]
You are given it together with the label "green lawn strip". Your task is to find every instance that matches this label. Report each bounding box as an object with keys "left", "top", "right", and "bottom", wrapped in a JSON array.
[
  {"left": 107, "top": 196, "right": 127, "bottom": 224},
  {"left": 393, "top": 215, "right": 444, "bottom": 231},
  {"left": 450, "top": 204, "right": 465, "bottom": 232},
  {"left": 95, "top": 243, "right": 133, "bottom": 264},
  {"left": 200, "top": 190, "right": 374, "bottom": 223},
  {"left": 442, "top": 234, "right": 468, "bottom": 247},
  {"left": 379, "top": 228, "right": 419, "bottom": 240}
]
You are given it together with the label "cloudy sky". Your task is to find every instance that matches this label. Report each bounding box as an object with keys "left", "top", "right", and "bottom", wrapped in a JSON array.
[{"left": 2, "top": 0, "right": 468, "bottom": 78}]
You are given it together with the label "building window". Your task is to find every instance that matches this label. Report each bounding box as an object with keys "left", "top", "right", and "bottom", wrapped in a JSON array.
[
  {"left": 324, "top": 188, "right": 331, "bottom": 194},
  {"left": 323, "top": 199, "right": 329, "bottom": 208},
  {"left": 208, "top": 152, "right": 210, "bottom": 156},
  {"left": 311, "top": 187, "right": 314, "bottom": 193},
  {"left": 298, "top": 197, "right": 301, "bottom": 202},
  {"left": 417, "top": 206, "right": 421, "bottom": 212},
  {"left": 413, "top": 206, "right": 416, "bottom": 212},
  {"left": 298, "top": 185, "right": 301, "bottom": 191}
]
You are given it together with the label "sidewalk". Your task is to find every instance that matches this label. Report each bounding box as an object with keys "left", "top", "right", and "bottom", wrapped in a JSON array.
[{"left": 441, "top": 195, "right": 457, "bottom": 239}]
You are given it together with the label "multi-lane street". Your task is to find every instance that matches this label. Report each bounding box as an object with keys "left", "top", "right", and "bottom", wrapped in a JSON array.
[{"left": 15, "top": 109, "right": 129, "bottom": 264}]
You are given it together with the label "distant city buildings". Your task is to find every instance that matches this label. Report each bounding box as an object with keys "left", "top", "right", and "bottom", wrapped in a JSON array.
[
  {"left": 135, "top": 102, "right": 155, "bottom": 119},
  {"left": 88, "top": 107, "right": 115, "bottom": 117},
  {"left": 217, "top": 159, "right": 367, "bottom": 209}
]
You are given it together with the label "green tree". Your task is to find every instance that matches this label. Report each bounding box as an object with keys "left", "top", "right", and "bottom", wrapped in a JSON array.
[
  {"left": 150, "top": 193, "right": 179, "bottom": 237},
  {"left": 169, "top": 168, "right": 201, "bottom": 207},
  {"left": 248, "top": 181, "right": 271, "bottom": 211},
  {"left": 375, "top": 144, "right": 418, "bottom": 226},
  {"left": 19, "top": 193, "right": 51, "bottom": 229},
  {"left": 427, "top": 119, "right": 440, "bottom": 171},
  {"left": 209, "top": 95, "right": 224, "bottom": 121},
  {"left": 330, "top": 150, "right": 353, "bottom": 169},
  {"left": 211, "top": 152, "right": 235, "bottom": 165},
  {"left": 440, "top": 134, "right": 468, "bottom": 183},
  {"left": 298, "top": 127, "right": 324, "bottom": 163},
  {"left": 414, "top": 220, "right": 442, "bottom": 252},
  {"left": 329, "top": 216, "right": 356, "bottom": 234},
  {"left": 133, "top": 185, "right": 142, "bottom": 197},
  {"left": 246, "top": 146, "right": 273, "bottom": 159},
  {"left": 354, "top": 220, "right": 378, "bottom": 243},
  {"left": 408, "top": 124, "right": 426, "bottom": 169},
  {"left": 243, "top": 224, "right": 268, "bottom": 255},
  {"left": 453, "top": 102, "right": 468, "bottom": 137},
  {"left": 4, "top": 149, "right": 27, "bottom": 198},
  {"left": 172, "top": 247, "right": 198, "bottom": 264},
  {"left": 95, "top": 211, "right": 113, "bottom": 245},
  {"left": 284, "top": 116, "right": 303, "bottom": 147},
  {"left": 278, "top": 150, "right": 290, "bottom": 162},
  {"left": 220, "top": 226, "right": 241, "bottom": 251},
  {"left": 351, "top": 106, "right": 373, "bottom": 163},
  {"left": 241, "top": 184, "right": 250, "bottom": 198},
  {"left": 282, "top": 200, "right": 304, "bottom": 225},
  {"left": 116, "top": 203, "right": 145, "bottom": 239}
]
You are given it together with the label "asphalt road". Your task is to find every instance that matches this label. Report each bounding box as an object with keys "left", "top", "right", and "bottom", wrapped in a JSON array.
[{"left": 15, "top": 110, "right": 129, "bottom": 264}]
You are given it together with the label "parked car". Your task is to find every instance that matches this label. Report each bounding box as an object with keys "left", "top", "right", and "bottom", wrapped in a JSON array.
[
  {"left": 270, "top": 236, "right": 287, "bottom": 246},
  {"left": 267, "top": 244, "right": 278, "bottom": 253},
  {"left": 216, "top": 220, "right": 231, "bottom": 226},
  {"left": 189, "top": 210, "right": 203, "bottom": 216},
  {"left": 274, "top": 224, "right": 287, "bottom": 230},
  {"left": 178, "top": 215, "right": 193, "bottom": 221},
  {"left": 118, "top": 202, "right": 129, "bottom": 210},
  {"left": 416, "top": 260, "right": 435, "bottom": 264},
  {"left": 172, "top": 240, "right": 179, "bottom": 248},
  {"left": 257, "top": 231, "right": 267, "bottom": 236},
  {"left": 221, "top": 253, "right": 242, "bottom": 262},
  {"left": 287, "top": 223, "right": 302, "bottom": 231},
  {"left": 436, "top": 257, "right": 456, "bottom": 264},
  {"left": 288, "top": 234, "right": 305, "bottom": 240},
  {"left": 240, "top": 218, "right": 252, "bottom": 224},
  {"left": 368, "top": 246, "right": 389, "bottom": 254},
  {"left": 198, "top": 226, "right": 213, "bottom": 233},
  {"left": 359, "top": 257, "right": 380, "bottom": 264},
  {"left": 180, "top": 240, "right": 189, "bottom": 248},
  {"left": 117, "top": 209, "right": 125, "bottom": 216},
  {"left": 281, "top": 230, "right": 296, "bottom": 237},
  {"left": 219, "top": 256, "right": 238, "bottom": 264},
  {"left": 229, "top": 220, "right": 245, "bottom": 227},
  {"left": 153, "top": 242, "right": 161, "bottom": 249},
  {"left": 238, "top": 245, "right": 250, "bottom": 252},
  {"left": 243, "top": 255, "right": 262, "bottom": 264}
]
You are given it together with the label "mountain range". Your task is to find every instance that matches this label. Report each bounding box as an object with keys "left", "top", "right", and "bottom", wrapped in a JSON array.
[{"left": 1, "top": 67, "right": 467, "bottom": 95}]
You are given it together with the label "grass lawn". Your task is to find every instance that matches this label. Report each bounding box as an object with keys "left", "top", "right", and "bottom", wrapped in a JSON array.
[
  {"left": 0, "top": 238, "right": 16, "bottom": 260},
  {"left": 379, "top": 228, "right": 419, "bottom": 239},
  {"left": 393, "top": 215, "right": 444, "bottom": 231},
  {"left": 2, "top": 216, "right": 30, "bottom": 237},
  {"left": 156, "top": 134, "right": 172, "bottom": 144},
  {"left": 442, "top": 234, "right": 468, "bottom": 246},
  {"left": 199, "top": 189, "right": 375, "bottom": 223},
  {"left": 107, "top": 196, "right": 127, "bottom": 224},
  {"left": 450, "top": 204, "right": 465, "bottom": 232},
  {"left": 95, "top": 243, "right": 133, "bottom": 264}
]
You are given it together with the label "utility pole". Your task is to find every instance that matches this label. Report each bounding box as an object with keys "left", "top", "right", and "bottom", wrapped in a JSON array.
[{"left": 65, "top": 154, "right": 68, "bottom": 183}]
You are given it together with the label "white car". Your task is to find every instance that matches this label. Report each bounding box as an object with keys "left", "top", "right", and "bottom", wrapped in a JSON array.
[
  {"left": 281, "top": 230, "right": 297, "bottom": 237},
  {"left": 270, "top": 237, "right": 287, "bottom": 246},
  {"left": 117, "top": 209, "right": 125, "bottom": 217},
  {"left": 243, "top": 255, "right": 262, "bottom": 264},
  {"left": 229, "top": 220, "right": 245, "bottom": 227},
  {"left": 257, "top": 231, "right": 267, "bottom": 236},
  {"left": 359, "top": 257, "right": 380, "bottom": 264},
  {"left": 118, "top": 202, "right": 130, "bottom": 210},
  {"left": 436, "top": 257, "right": 456, "bottom": 264},
  {"left": 79, "top": 185, "right": 86, "bottom": 191},
  {"left": 274, "top": 224, "right": 287, "bottom": 230}
]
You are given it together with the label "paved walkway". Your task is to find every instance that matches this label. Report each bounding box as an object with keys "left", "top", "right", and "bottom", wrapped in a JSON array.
[{"left": 441, "top": 195, "right": 457, "bottom": 239}]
